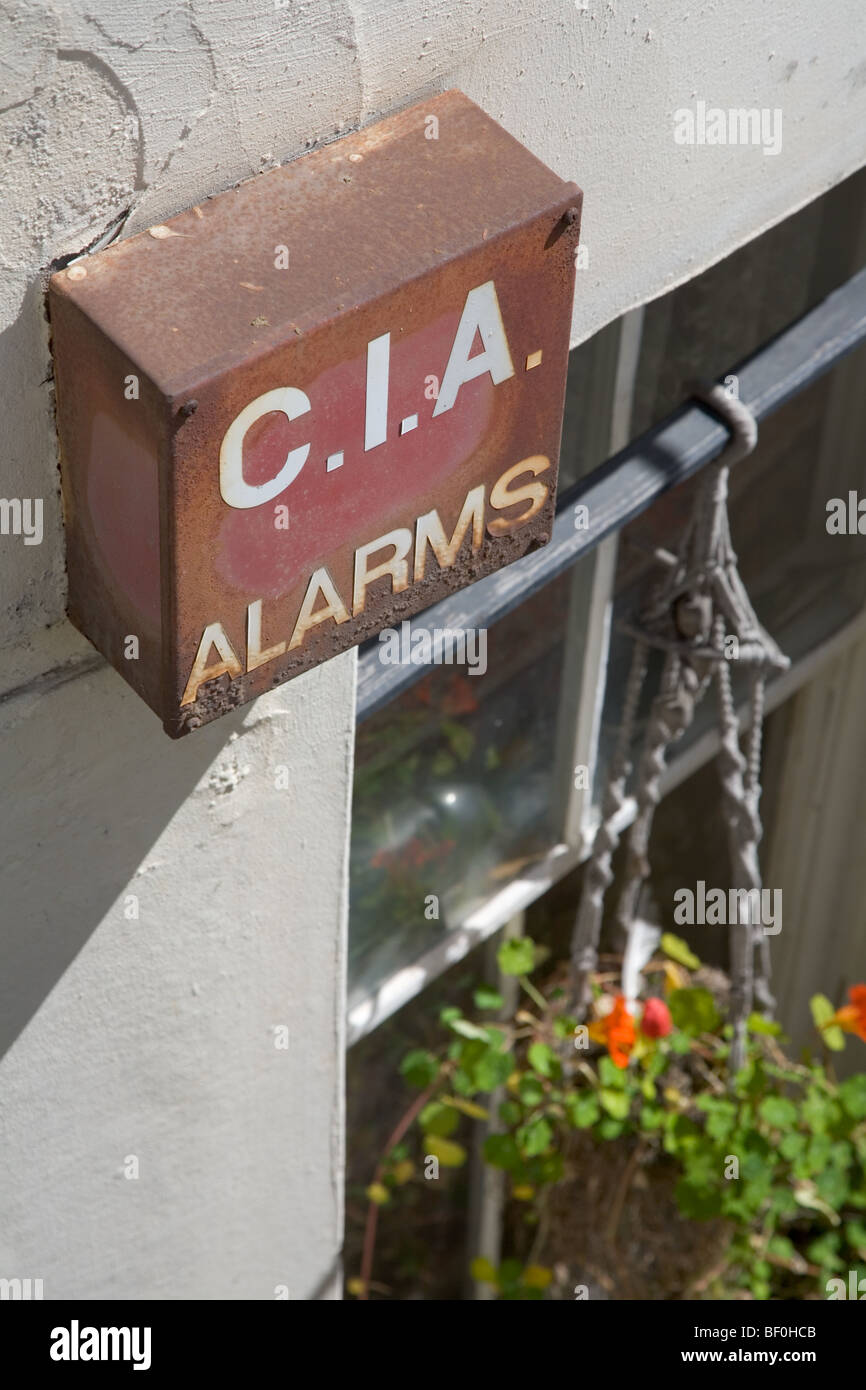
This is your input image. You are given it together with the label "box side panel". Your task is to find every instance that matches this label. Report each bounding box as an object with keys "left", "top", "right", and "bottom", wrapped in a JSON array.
[{"left": 49, "top": 288, "right": 165, "bottom": 717}]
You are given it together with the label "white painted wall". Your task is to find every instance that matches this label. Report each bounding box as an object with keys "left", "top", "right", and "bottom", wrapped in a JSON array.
[
  {"left": 0, "top": 656, "right": 354, "bottom": 1299},
  {"left": 0, "top": 0, "right": 863, "bottom": 1299}
]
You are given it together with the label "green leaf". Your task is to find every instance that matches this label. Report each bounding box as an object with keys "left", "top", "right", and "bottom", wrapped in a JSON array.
[
  {"left": 803, "top": 1087, "right": 840, "bottom": 1134},
  {"left": 598, "top": 1054, "right": 628, "bottom": 1089},
  {"left": 442, "top": 1095, "right": 489, "bottom": 1120},
  {"left": 528, "top": 1042, "right": 561, "bottom": 1079},
  {"left": 660, "top": 933, "right": 701, "bottom": 970},
  {"left": 806, "top": 1134, "right": 832, "bottom": 1173},
  {"left": 810, "top": 994, "right": 846, "bottom": 1051},
  {"left": 640, "top": 1105, "right": 665, "bottom": 1131},
  {"left": 675, "top": 1178, "right": 722, "bottom": 1219},
  {"left": 448, "top": 1017, "right": 492, "bottom": 1042},
  {"left": 809, "top": 994, "right": 834, "bottom": 1026},
  {"left": 497, "top": 937, "right": 536, "bottom": 976},
  {"left": 439, "top": 1006, "right": 461, "bottom": 1024},
  {"left": 748, "top": 1012, "right": 782, "bottom": 1036},
  {"left": 840, "top": 1075, "right": 866, "bottom": 1121},
  {"left": 473, "top": 986, "right": 504, "bottom": 1011},
  {"left": 400, "top": 1049, "right": 439, "bottom": 1089},
  {"left": 442, "top": 718, "right": 474, "bottom": 761},
  {"left": 518, "top": 1076, "right": 545, "bottom": 1107},
  {"left": 473, "top": 1048, "right": 512, "bottom": 1091},
  {"left": 452, "top": 1067, "right": 475, "bottom": 1097},
  {"left": 431, "top": 750, "right": 456, "bottom": 777},
  {"left": 529, "top": 1151, "right": 564, "bottom": 1187},
  {"left": 565, "top": 1093, "right": 600, "bottom": 1129},
  {"left": 483, "top": 1133, "right": 521, "bottom": 1171},
  {"left": 703, "top": 1100, "right": 737, "bottom": 1141},
  {"left": 758, "top": 1096, "right": 798, "bottom": 1129},
  {"left": 424, "top": 1134, "right": 467, "bottom": 1168},
  {"left": 553, "top": 1015, "right": 578, "bottom": 1040},
  {"left": 767, "top": 1234, "right": 796, "bottom": 1262},
  {"left": 769, "top": 1188, "right": 799, "bottom": 1218},
  {"left": 517, "top": 1117, "right": 553, "bottom": 1157},
  {"left": 817, "top": 1165, "right": 850, "bottom": 1208},
  {"left": 522, "top": 1264, "right": 553, "bottom": 1291},
  {"left": 668, "top": 987, "right": 721, "bottom": 1037},
  {"left": 498, "top": 1099, "right": 522, "bottom": 1126},
  {"left": 470, "top": 1256, "right": 498, "bottom": 1286},
  {"left": 419, "top": 1101, "right": 459, "bottom": 1136},
  {"left": 779, "top": 1132, "right": 807, "bottom": 1161},
  {"left": 497, "top": 1257, "right": 524, "bottom": 1289},
  {"left": 844, "top": 1220, "right": 866, "bottom": 1257},
  {"left": 599, "top": 1088, "right": 631, "bottom": 1120},
  {"left": 806, "top": 1231, "right": 843, "bottom": 1270}
]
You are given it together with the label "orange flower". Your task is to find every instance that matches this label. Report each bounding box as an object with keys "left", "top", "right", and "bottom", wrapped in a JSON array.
[
  {"left": 588, "top": 995, "right": 637, "bottom": 1068},
  {"left": 828, "top": 985, "right": 866, "bottom": 1042}
]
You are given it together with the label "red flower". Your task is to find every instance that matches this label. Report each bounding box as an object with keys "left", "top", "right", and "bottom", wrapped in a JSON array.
[
  {"left": 828, "top": 985, "right": 866, "bottom": 1042},
  {"left": 588, "top": 995, "right": 636, "bottom": 1068},
  {"left": 641, "top": 997, "right": 673, "bottom": 1039}
]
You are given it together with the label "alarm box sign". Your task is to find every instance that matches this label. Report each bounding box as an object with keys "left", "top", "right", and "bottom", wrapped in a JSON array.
[{"left": 50, "top": 90, "right": 581, "bottom": 737}]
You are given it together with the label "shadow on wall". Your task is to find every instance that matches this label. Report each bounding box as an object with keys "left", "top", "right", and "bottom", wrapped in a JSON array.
[{"left": 0, "top": 661, "right": 246, "bottom": 1063}]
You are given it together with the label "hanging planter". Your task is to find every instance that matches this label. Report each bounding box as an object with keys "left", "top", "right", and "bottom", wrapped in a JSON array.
[{"left": 570, "top": 384, "right": 789, "bottom": 1071}]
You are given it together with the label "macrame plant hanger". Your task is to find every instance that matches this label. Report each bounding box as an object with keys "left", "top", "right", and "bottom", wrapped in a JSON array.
[{"left": 570, "top": 383, "right": 789, "bottom": 1073}]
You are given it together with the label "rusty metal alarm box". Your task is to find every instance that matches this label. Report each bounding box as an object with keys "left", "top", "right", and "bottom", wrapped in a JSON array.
[{"left": 50, "top": 89, "right": 581, "bottom": 736}]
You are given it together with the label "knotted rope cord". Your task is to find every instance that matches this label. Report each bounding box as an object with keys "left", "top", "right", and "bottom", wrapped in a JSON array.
[
  {"left": 570, "top": 638, "right": 649, "bottom": 1011},
  {"left": 569, "top": 383, "right": 789, "bottom": 1072}
]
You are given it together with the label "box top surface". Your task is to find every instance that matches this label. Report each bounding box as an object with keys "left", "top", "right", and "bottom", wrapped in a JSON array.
[{"left": 49, "top": 90, "right": 579, "bottom": 399}]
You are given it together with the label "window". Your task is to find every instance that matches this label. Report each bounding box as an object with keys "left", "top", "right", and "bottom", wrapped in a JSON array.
[{"left": 348, "top": 165, "right": 866, "bottom": 1042}]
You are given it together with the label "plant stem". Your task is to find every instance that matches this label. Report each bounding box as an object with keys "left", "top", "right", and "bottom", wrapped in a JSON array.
[
  {"left": 358, "top": 1066, "right": 449, "bottom": 1300},
  {"left": 520, "top": 975, "right": 548, "bottom": 1013},
  {"left": 606, "top": 1135, "right": 645, "bottom": 1248}
]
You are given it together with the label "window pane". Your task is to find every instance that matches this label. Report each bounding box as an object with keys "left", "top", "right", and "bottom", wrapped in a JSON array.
[{"left": 349, "top": 567, "right": 576, "bottom": 1003}]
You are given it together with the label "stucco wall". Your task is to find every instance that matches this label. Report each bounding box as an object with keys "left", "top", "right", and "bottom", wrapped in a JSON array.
[
  {"left": 0, "top": 656, "right": 354, "bottom": 1299},
  {"left": 0, "top": 0, "right": 863, "bottom": 1299}
]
